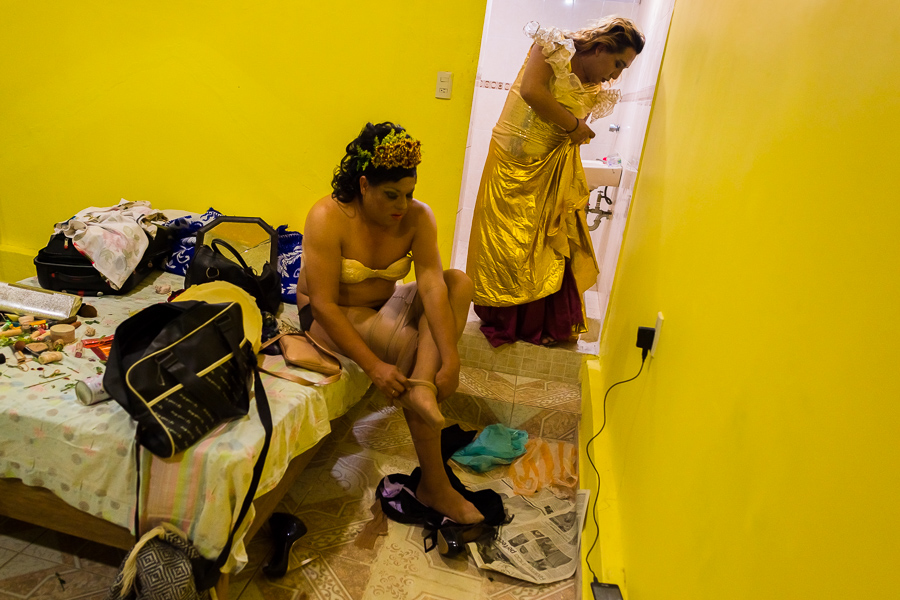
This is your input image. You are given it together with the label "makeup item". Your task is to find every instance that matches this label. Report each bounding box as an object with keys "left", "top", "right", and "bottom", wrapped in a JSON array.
[
  {"left": 74, "top": 341, "right": 84, "bottom": 358},
  {"left": 38, "top": 352, "right": 63, "bottom": 365},
  {"left": 49, "top": 324, "right": 76, "bottom": 345},
  {"left": 25, "top": 343, "right": 49, "bottom": 356},
  {"left": 83, "top": 335, "right": 114, "bottom": 361},
  {"left": 0, "top": 283, "right": 82, "bottom": 321},
  {"left": 0, "top": 328, "right": 22, "bottom": 338},
  {"left": 74, "top": 374, "right": 111, "bottom": 406}
]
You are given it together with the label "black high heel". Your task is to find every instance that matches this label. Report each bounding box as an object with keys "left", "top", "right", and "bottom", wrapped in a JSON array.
[
  {"left": 436, "top": 522, "right": 496, "bottom": 558},
  {"left": 263, "top": 512, "right": 307, "bottom": 578}
]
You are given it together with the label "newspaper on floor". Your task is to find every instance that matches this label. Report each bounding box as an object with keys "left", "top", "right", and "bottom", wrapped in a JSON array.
[{"left": 467, "top": 478, "right": 590, "bottom": 585}]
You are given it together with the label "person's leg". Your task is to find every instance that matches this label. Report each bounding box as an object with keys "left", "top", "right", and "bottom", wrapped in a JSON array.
[
  {"left": 402, "top": 269, "right": 483, "bottom": 524},
  {"left": 401, "top": 269, "right": 473, "bottom": 427},
  {"left": 405, "top": 407, "right": 483, "bottom": 524}
]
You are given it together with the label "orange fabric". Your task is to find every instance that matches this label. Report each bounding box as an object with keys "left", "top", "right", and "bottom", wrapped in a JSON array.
[{"left": 509, "top": 439, "right": 578, "bottom": 498}]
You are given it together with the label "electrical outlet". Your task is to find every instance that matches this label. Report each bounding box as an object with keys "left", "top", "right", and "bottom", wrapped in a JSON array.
[
  {"left": 435, "top": 71, "right": 453, "bottom": 99},
  {"left": 651, "top": 311, "right": 663, "bottom": 357}
]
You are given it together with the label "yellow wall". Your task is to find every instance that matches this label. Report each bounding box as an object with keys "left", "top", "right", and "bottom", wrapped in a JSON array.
[
  {"left": 582, "top": 1, "right": 900, "bottom": 598},
  {"left": 0, "top": 1, "right": 486, "bottom": 282}
]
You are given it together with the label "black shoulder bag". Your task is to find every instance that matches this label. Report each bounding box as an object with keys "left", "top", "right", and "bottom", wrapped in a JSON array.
[
  {"left": 104, "top": 299, "right": 273, "bottom": 596},
  {"left": 184, "top": 216, "right": 282, "bottom": 315}
]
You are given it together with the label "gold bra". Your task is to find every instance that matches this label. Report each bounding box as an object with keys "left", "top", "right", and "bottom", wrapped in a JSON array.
[{"left": 340, "top": 254, "right": 412, "bottom": 284}]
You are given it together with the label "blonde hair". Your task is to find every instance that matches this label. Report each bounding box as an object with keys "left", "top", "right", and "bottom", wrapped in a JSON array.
[{"left": 569, "top": 16, "right": 645, "bottom": 56}]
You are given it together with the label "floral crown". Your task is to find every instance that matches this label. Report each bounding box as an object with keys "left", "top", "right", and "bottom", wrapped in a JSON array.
[{"left": 355, "top": 129, "right": 422, "bottom": 171}]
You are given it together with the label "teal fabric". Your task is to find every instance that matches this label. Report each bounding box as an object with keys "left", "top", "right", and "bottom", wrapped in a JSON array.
[{"left": 451, "top": 424, "right": 528, "bottom": 472}]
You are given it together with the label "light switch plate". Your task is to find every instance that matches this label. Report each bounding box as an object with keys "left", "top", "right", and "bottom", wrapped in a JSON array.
[{"left": 436, "top": 71, "right": 452, "bottom": 99}]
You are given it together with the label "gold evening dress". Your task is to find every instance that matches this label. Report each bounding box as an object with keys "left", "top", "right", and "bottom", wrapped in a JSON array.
[{"left": 466, "top": 23, "right": 620, "bottom": 346}]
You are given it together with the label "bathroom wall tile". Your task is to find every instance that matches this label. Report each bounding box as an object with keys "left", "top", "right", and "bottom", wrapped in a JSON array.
[
  {"left": 539, "top": 0, "right": 574, "bottom": 30},
  {"left": 601, "top": 0, "right": 637, "bottom": 19}
]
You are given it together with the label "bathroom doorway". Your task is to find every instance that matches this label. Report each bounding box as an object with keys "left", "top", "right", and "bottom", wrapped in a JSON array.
[{"left": 451, "top": 0, "right": 675, "bottom": 349}]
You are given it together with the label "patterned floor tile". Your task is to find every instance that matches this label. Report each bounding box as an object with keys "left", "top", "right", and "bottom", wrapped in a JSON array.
[
  {"left": 0, "top": 553, "right": 115, "bottom": 598},
  {"left": 480, "top": 571, "right": 577, "bottom": 600},
  {"left": 508, "top": 405, "right": 579, "bottom": 444},
  {"left": 228, "top": 531, "right": 275, "bottom": 600},
  {"left": 0, "top": 549, "right": 14, "bottom": 571},
  {"left": 21, "top": 529, "right": 86, "bottom": 566},
  {"left": 442, "top": 394, "right": 514, "bottom": 429},
  {"left": 0, "top": 518, "right": 44, "bottom": 553},
  {"left": 243, "top": 381, "right": 579, "bottom": 600},
  {"left": 458, "top": 367, "right": 517, "bottom": 403},
  {"left": 514, "top": 378, "right": 581, "bottom": 414},
  {"left": 73, "top": 541, "right": 126, "bottom": 579}
]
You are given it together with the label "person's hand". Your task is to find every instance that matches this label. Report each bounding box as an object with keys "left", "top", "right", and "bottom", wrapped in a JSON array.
[
  {"left": 434, "top": 360, "right": 460, "bottom": 402},
  {"left": 567, "top": 118, "right": 595, "bottom": 145},
  {"left": 368, "top": 360, "right": 409, "bottom": 400}
]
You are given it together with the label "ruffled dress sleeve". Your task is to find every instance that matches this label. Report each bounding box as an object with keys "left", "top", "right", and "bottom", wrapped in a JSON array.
[{"left": 524, "top": 21, "right": 621, "bottom": 120}]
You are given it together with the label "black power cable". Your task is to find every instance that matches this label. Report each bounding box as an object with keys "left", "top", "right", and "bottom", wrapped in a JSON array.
[{"left": 584, "top": 350, "right": 648, "bottom": 584}]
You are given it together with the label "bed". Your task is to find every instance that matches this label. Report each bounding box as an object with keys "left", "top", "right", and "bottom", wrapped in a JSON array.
[{"left": 0, "top": 270, "right": 371, "bottom": 595}]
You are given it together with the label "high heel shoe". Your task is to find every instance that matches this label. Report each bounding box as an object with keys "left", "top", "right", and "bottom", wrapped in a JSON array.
[
  {"left": 263, "top": 512, "right": 307, "bottom": 578},
  {"left": 435, "top": 521, "right": 497, "bottom": 558}
]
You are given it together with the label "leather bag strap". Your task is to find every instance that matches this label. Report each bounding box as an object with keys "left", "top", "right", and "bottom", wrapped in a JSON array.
[
  {"left": 210, "top": 239, "right": 252, "bottom": 272},
  {"left": 198, "top": 367, "right": 273, "bottom": 589}
]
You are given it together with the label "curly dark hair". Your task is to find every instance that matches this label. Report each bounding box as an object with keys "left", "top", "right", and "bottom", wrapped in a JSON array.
[{"left": 331, "top": 122, "right": 418, "bottom": 204}]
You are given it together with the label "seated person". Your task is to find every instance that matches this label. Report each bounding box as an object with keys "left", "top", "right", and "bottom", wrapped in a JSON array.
[{"left": 295, "top": 122, "right": 482, "bottom": 525}]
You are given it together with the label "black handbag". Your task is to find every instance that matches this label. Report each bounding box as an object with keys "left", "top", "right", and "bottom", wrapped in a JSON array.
[
  {"left": 104, "top": 299, "right": 259, "bottom": 458},
  {"left": 184, "top": 217, "right": 282, "bottom": 315},
  {"left": 104, "top": 294, "right": 274, "bottom": 594}
]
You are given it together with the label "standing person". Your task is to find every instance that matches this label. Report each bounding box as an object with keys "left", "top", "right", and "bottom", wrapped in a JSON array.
[
  {"left": 296, "top": 122, "right": 482, "bottom": 525},
  {"left": 467, "top": 17, "right": 645, "bottom": 346}
]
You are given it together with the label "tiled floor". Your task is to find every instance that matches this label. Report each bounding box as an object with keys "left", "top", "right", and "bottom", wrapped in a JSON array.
[{"left": 0, "top": 361, "right": 583, "bottom": 600}]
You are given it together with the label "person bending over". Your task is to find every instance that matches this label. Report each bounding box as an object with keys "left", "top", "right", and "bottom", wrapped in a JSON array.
[{"left": 296, "top": 122, "right": 482, "bottom": 525}]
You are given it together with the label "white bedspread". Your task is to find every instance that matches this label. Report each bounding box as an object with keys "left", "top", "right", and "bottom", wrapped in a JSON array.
[{"left": 0, "top": 272, "right": 370, "bottom": 571}]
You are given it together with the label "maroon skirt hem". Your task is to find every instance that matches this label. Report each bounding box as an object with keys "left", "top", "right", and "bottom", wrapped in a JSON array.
[{"left": 473, "top": 265, "right": 584, "bottom": 348}]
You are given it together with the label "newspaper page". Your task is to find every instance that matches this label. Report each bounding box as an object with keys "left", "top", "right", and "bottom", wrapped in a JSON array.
[{"left": 467, "top": 478, "right": 590, "bottom": 584}]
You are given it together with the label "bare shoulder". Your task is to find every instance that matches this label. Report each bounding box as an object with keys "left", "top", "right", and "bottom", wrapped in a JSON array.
[
  {"left": 306, "top": 195, "right": 354, "bottom": 231},
  {"left": 407, "top": 199, "right": 436, "bottom": 227}
]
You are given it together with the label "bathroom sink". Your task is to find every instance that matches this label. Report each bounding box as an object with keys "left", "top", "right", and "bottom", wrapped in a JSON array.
[{"left": 582, "top": 159, "right": 622, "bottom": 189}]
